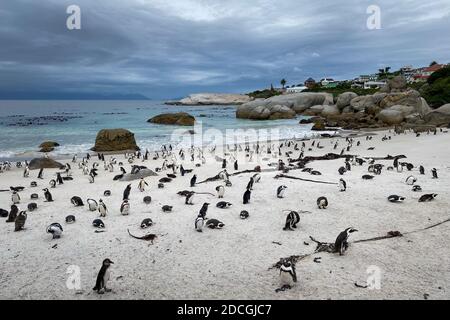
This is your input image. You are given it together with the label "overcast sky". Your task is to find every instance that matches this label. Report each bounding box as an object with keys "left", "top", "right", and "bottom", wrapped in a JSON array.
[{"left": 0, "top": 0, "right": 449, "bottom": 99}]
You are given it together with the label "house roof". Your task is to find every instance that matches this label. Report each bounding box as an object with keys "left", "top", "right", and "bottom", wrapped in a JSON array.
[
  {"left": 305, "top": 77, "right": 315, "bottom": 82},
  {"left": 423, "top": 64, "right": 445, "bottom": 72}
]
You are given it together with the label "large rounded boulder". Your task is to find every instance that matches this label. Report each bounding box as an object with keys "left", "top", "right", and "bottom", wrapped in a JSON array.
[
  {"left": 29, "top": 158, "right": 64, "bottom": 170},
  {"left": 39, "top": 141, "right": 60, "bottom": 153},
  {"left": 336, "top": 92, "right": 358, "bottom": 110},
  {"left": 148, "top": 112, "right": 195, "bottom": 126},
  {"left": 92, "top": 129, "right": 139, "bottom": 152},
  {"left": 236, "top": 104, "right": 295, "bottom": 120},
  {"left": 377, "top": 109, "right": 405, "bottom": 125}
]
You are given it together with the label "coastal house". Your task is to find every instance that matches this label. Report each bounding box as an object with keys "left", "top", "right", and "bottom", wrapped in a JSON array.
[
  {"left": 304, "top": 77, "right": 316, "bottom": 89},
  {"left": 320, "top": 78, "right": 335, "bottom": 86},
  {"left": 412, "top": 64, "right": 446, "bottom": 82}
]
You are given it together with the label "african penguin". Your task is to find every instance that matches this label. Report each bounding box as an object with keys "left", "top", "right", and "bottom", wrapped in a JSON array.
[
  {"left": 215, "top": 185, "right": 225, "bottom": 198},
  {"left": 283, "top": 211, "right": 300, "bottom": 231},
  {"left": 71, "top": 196, "right": 84, "bottom": 207},
  {"left": 418, "top": 194, "right": 437, "bottom": 202},
  {"left": 388, "top": 195, "right": 405, "bottom": 203},
  {"left": 317, "top": 196, "right": 328, "bottom": 209},
  {"left": 338, "top": 178, "right": 347, "bottom": 192},
  {"left": 216, "top": 201, "right": 232, "bottom": 209},
  {"left": 277, "top": 185, "right": 287, "bottom": 198},
  {"left": 93, "top": 258, "right": 114, "bottom": 294},
  {"left": 334, "top": 227, "right": 358, "bottom": 255},
  {"left": 14, "top": 211, "right": 27, "bottom": 231},
  {"left": 46, "top": 223, "right": 63, "bottom": 239},
  {"left": 120, "top": 200, "right": 130, "bottom": 215}
]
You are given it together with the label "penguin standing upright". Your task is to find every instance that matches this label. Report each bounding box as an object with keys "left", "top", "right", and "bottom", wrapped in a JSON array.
[
  {"left": 334, "top": 227, "right": 358, "bottom": 255},
  {"left": 222, "top": 158, "right": 227, "bottom": 169},
  {"left": 43, "top": 188, "right": 53, "bottom": 202},
  {"left": 234, "top": 160, "right": 238, "bottom": 171},
  {"left": 277, "top": 185, "right": 287, "bottom": 198},
  {"left": 199, "top": 202, "right": 210, "bottom": 218},
  {"left": 6, "top": 205, "right": 18, "bottom": 223},
  {"left": 138, "top": 178, "right": 148, "bottom": 192},
  {"left": 185, "top": 192, "right": 195, "bottom": 205},
  {"left": 56, "top": 173, "right": 64, "bottom": 185},
  {"left": 190, "top": 175, "right": 197, "bottom": 187},
  {"left": 14, "top": 211, "right": 27, "bottom": 231},
  {"left": 279, "top": 259, "right": 297, "bottom": 290},
  {"left": 338, "top": 178, "right": 347, "bottom": 192},
  {"left": 120, "top": 200, "right": 130, "bottom": 215},
  {"left": 431, "top": 168, "right": 438, "bottom": 179},
  {"left": 98, "top": 200, "right": 107, "bottom": 217},
  {"left": 123, "top": 184, "right": 131, "bottom": 200},
  {"left": 215, "top": 185, "right": 225, "bottom": 198},
  {"left": 243, "top": 188, "right": 251, "bottom": 204},
  {"left": 93, "top": 259, "right": 114, "bottom": 294},
  {"left": 11, "top": 191, "right": 20, "bottom": 204},
  {"left": 49, "top": 179, "right": 56, "bottom": 188},
  {"left": 23, "top": 166, "right": 30, "bottom": 178},
  {"left": 246, "top": 177, "right": 254, "bottom": 191},
  {"left": 419, "top": 165, "right": 425, "bottom": 175}
]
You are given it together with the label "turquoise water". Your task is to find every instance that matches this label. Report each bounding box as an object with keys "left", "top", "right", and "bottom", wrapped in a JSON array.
[{"left": 0, "top": 100, "right": 317, "bottom": 160}]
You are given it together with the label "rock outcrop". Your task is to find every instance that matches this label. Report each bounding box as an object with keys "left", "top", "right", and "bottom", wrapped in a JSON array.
[
  {"left": 92, "top": 129, "right": 139, "bottom": 152},
  {"left": 29, "top": 158, "right": 64, "bottom": 170},
  {"left": 148, "top": 112, "right": 196, "bottom": 126},
  {"left": 119, "top": 169, "right": 158, "bottom": 181},
  {"left": 336, "top": 92, "right": 358, "bottom": 110},
  {"left": 39, "top": 141, "right": 60, "bottom": 153},
  {"left": 166, "top": 93, "right": 252, "bottom": 105},
  {"left": 236, "top": 104, "right": 295, "bottom": 120}
]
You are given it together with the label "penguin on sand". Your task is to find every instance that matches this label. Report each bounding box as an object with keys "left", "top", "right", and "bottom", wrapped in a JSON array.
[
  {"left": 185, "top": 192, "right": 195, "bottom": 205},
  {"left": 195, "top": 214, "right": 204, "bottom": 232},
  {"left": 87, "top": 199, "right": 98, "bottom": 211},
  {"left": 199, "top": 202, "right": 210, "bottom": 218},
  {"left": 120, "top": 200, "right": 130, "bottom": 215},
  {"left": 93, "top": 258, "right": 114, "bottom": 294},
  {"left": 14, "top": 211, "right": 27, "bottom": 232},
  {"left": 43, "top": 188, "right": 53, "bottom": 202},
  {"left": 11, "top": 191, "right": 20, "bottom": 204},
  {"left": 215, "top": 185, "right": 225, "bottom": 198},
  {"left": 243, "top": 188, "right": 251, "bottom": 204},
  {"left": 138, "top": 178, "right": 148, "bottom": 192},
  {"left": 277, "top": 259, "right": 297, "bottom": 291},
  {"left": 334, "top": 227, "right": 358, "bottom": 255},
  {"left": 98, "top": 199, "right": 108, "bottom": 217},
  {"left": 190, "top": 175, "right": 197, "bottom": 187},
  {"left": 338, "top": 178, "right": 347, "bottom": 192},
  {"left": 46, "top": 223, "right": 63, "bottom": 239},
  {"left": 277, "top": 185, "right": 287, "bottom": 198},
  {"left": 431, "top": 168, "right": 438, "bottom": 179},
  {"left": 123, "top": 184, "right": 131, "bottom": 200},
  {"left": 6, "top": 205, "right": 18, "bottom": 223}
]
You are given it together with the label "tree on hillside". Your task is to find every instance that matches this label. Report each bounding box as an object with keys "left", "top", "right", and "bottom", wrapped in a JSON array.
[
  {"left": 280, "top": 79, "right": 286, "bottom": 89},
  {"left": 430, "top": 61, "right": 438, "bottom": 67},
  {"left": 270, "top": 83, "right": 274, "bottom": 91}
]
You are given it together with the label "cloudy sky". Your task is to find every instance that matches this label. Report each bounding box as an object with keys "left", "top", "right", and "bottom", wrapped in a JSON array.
[{"left": 0, "top": 0, "right": 449, "bottom": 99}]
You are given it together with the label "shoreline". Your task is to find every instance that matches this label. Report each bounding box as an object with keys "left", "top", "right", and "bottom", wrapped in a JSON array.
[{"left": 1, "top": 128, "right": 449, "bottom": 299}]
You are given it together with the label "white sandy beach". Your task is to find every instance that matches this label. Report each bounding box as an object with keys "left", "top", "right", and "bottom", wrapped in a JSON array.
[{"left": 0, "top": 129, "right": 449, "bottom": 300}]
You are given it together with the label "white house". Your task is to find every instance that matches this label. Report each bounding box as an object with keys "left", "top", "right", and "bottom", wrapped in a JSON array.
[{"left": 364, "top": 81, "right": 387, "bottom": 89}]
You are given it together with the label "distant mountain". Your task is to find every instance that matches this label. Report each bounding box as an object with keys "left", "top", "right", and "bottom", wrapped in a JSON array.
[{"left": 0, "top": 91, "right": 149, "bottom": 100}]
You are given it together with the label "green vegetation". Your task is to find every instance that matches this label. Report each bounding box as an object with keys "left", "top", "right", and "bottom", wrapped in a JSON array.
[
  {"left": 303, "top": 82, "right": 378, "bottom": 98},
  {"left": 247, "top": 88, "right": 282, "bottom": 99}
]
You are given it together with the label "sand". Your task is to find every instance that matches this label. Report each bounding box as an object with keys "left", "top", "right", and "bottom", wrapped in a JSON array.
[{"left": 0, "top": 129, "right": 449, "bottom": 300}]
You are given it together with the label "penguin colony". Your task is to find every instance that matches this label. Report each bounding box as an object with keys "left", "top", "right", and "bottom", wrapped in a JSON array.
[{"left": 0, "top": 128, "right": 446, "bottom": 296}]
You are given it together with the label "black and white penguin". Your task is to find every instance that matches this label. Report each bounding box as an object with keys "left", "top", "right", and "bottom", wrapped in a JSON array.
[
  {"left": 338, "top": 166, "right": 346, "bottom": 175},
  {"left": 30, "top": 181, "right": 37, "bottom": 188},
  {"left": 215, "top": 185, "right": 225, "bottom": 198},
  {"left": 252, "top": 173, "right": 261, "bottom": 183},
  {"left": 418, "top": 193, "right": 437, "bottom": 202},
  {"left": 240, "top": 210, "right": 249, "bottom": 219},
  {"left": 30, "top": 193, "right": 38, "bottom": 200},
  {"left": 162, "top": 205, "right": 173, "bottom": 212},
  {"left": 123, "top": 184, "right": 131, "bottom": 200},
  {"left": 431, "top": 168, "right": 438, "bottom": 179},
  {"left": 195, "top": 214, "right": 204, "bottom": 232},
  {"left": 283, "top": 210, "right": 300, "bottom": 231},
  {"left": 65, "top": 215, "right": 76, "bottom": 224},
  {"left": 92, "top": 218, "right": 105, "bottom": 228},
  {"left": 49, "top": 179, "right": 56, "bottom": 188},
  {"left": 98, "top": 200, "right": 107, "bottom": 217},
  {"left": 222, "top": 158, "right": 227, "bottom": 169},
  {"left": 27, "top": 203, "right": 37, "bottom": 212},
  {"left": 388, "top": 195, "right": 406, "bottom": 203},
  {"left": 143, "top": 196, "right": 152, "bottom": 204},
  {"left": 140, "top": 218, "right": 153, "bottom": 229},
  {"left": 43, "top": 188, "right": 53, "bottom": 202},
  {"left": 185, "top": 192, "right": 195, "bottom": 205},
  {"left": 23, "top": 166, "right": 30, "bottom": 178},
  {"left": 199, "top": 202, "right": 210, "bottom": 218},
  {"left": 206, "top": 219, "right": 225, "bottom": 229},
  {"left": 190, "top": 175, "right": 197, "bottom": 187},
  {"left": 46, "top": 223, "right": 63, "bottom": 239},
  {"left": 246, "top": 177, "right": 254, "bottom": 191},
  {"left": 11, "top": 191, "right": 20, "bottom": 204},
  {"left": 120, "top": 200, "right": 130, "bottom": 215},
  {"left": 56, "top": 172, "right": 64, "bottom": 185},
  {"left": 87, "top": 199, "right": 98, "bottom": 211},
  {"left": 138, "top": 178, "right": 148, "bottom": 192},
  {"left": 334, "top": 227, "right": 358, "bottom": 255},
  {"left": 279, "top": 259, "right": 297, "bottom": 289},
  {"left": 234, "top": 160, "right": 238, "bottom": 171},
  {"left": 277, "top": 185, "right": 287, "bottom": 198},
  {"left": 317, "top": 196, "right": 328, "bottom": 209},
  {"left": 93, "top": 258, "right": 114, "bottom": 294},
  {"left": 0, "top": 208, "right": 8, "bottom": 218},
  {"left": 243, "top": 189, "right": 251, "bottom": 204},
  {"left": 419, "top": 165, "right": 425, "bottom": 175},
  {"left": 103, "top": 190, "right": 111, "bottom": 197},
  {"left": 6, "top": 205, "right": 18, "bottom": 223},
  {"left": 338, "top": 178, "right": 347, "bottom": 192},
  {"left": 412, "top": 185, "right": 422, "bottom": 192},
  {"left": 216, "top": 201, "right": 232, "bottom": 209},
  {"left": 362, "top": 175, "right": 374, "bottom": 180},
  {"left": 71, "top": 196, "right": 84, "bottom": 207},
  {"left": 14, "top": 211, "right": 27, "bottom": 231},
  {"left": 405, "top": 176, "right": 417, "bottom": 185}
]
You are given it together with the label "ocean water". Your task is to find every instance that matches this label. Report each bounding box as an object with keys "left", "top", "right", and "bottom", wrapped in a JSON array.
[{"left": 0, "top": 100, "right": 320, "bottom": 161}]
